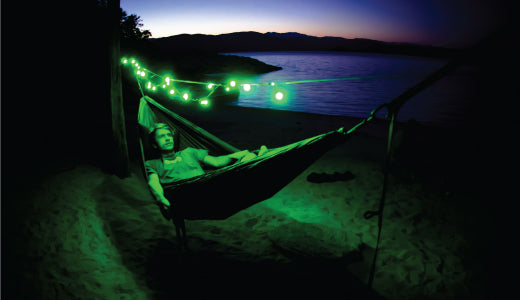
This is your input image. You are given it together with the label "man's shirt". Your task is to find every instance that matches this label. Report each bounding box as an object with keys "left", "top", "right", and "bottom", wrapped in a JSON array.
[{"left": 145, "top": 147, "right": 209, "bottom": 184}]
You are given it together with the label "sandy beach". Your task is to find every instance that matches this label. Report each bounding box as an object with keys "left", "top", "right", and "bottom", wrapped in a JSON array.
[{"left": 3, "top": 91, "right": 503, "bottom": 299}]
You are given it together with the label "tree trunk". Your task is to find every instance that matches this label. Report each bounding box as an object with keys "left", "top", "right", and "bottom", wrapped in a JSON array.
[{"left": 108, "top": 0, "right": 130, "bottom": 178}]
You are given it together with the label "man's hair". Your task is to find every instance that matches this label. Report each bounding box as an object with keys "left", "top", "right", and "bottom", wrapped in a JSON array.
[{"left": 150, "top": 123, "right": 175, "bottom": 148}]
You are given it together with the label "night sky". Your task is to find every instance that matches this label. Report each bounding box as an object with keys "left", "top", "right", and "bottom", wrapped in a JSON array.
[{"left": 121, "top": 0, "right": 511, "bottom": 48}]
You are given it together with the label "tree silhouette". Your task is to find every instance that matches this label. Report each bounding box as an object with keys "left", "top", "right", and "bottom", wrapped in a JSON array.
[
  {"left": 96, "top": 0, "right": 152, "bottom": 40},
  {"left": 120, "top": 10, "right": 152, "bottom": 40}
]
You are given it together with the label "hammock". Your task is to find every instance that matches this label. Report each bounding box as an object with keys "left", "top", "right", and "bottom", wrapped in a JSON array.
[{"left": 138, "top": 96, "right": 348, "bottom": 220}]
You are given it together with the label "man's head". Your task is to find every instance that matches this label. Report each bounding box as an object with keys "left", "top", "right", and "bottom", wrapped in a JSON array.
[{"left": 151, "top": 123, "right": 175, "bottom": 152}]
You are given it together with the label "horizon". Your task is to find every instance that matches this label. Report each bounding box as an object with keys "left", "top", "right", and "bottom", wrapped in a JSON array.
[
  {"left": 148, "top": 30, "right": 456, "bottom": 49},
  {"left": 121, "top": 0, "right": 510, "bottom": 49}
]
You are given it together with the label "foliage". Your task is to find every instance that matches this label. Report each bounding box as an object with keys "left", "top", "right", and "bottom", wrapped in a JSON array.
[
  {"left": 96, "top": 0, "right": 151, "bottom": 40},
  {"left": 120, "top": 10, "right": 152, "bottom": 40}
]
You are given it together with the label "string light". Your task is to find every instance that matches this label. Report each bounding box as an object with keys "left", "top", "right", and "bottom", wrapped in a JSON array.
[
  {"left": 200, "top": 99, "right": 210, "bottom": 107},
  {"left": 121, "top": 57, "right": 385, "bottom": 108}
]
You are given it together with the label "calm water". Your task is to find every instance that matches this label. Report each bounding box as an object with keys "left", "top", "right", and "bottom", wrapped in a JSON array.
[{"left": 225, "top": 51, "right": 476, "bottom": 127}]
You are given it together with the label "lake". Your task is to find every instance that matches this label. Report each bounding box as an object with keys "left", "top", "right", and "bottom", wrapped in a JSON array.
[{"left": 225, "top": 51, "right": 476, "bottom": 127}]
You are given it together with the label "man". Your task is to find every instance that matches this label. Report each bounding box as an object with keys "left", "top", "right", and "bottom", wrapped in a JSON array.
[{"left": 145, "top": 123, "right": 268, "bottom": 207}]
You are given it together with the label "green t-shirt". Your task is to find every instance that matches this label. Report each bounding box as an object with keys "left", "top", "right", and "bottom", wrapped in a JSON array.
[{"left": 145, "top": 147, "right": 209, "bottom": 184}]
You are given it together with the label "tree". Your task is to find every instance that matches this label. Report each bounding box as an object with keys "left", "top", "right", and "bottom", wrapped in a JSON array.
[
  {"left": 120, "top": 10, "right": 152, "bottom": 40},
  {"left": 96, "top": 0, "right": 152, "bottom": 40}
]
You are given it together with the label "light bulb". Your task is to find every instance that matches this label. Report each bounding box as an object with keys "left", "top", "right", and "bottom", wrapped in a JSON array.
[{"left": 243, "top": 84, "right": 251, "bottom": 92}]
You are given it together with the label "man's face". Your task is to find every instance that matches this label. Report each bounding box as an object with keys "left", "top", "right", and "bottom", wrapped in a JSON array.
[{"left": 155, "top": 128, "right": 174, "bottom": 151}]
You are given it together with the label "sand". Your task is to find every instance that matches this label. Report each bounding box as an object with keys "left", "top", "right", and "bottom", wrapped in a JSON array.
[{"left": 3, "top": 100, "right": 499, "bottom": 299}]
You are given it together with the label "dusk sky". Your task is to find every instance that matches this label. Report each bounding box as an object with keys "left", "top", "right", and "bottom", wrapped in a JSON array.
[{"left": 120, "top": 0, "right": 510, "bottom": 48}]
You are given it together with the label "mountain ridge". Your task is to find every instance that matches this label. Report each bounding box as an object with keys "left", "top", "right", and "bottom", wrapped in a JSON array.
[{"left": 150, "top": 31, "right": 458, "bottom": 58}]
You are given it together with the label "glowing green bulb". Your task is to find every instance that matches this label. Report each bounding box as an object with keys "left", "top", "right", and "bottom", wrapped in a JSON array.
[
  {"left": 121, "top": 57, "right": 128, "bottom": 64},
  {"left": 147, "top": 82, "right": 152, "bottom": 89},
  {"left": 230, "top": 80, "right": 236, "bottom": 87},
  {"left": 270, "top": 82, "right": 276, "bottom": 86},
  {"left": 200, "top": 99, "right": 209, "bottom": 106},
  {"left": 207, "top": 83, "right": 214, "bottom": 89},
  {"left": 275, "top": 91, "right": 284, "bottom": 100},
  {"left": 162, "top": 84, "right": 166, "bottom": 88},
  {"left": 140, "top": 71, "right": 146, "bottom": 77},
  {"left": 182, "top": 93, "right": 189, "bottom": 101},
  {"left": 152, "top": 86, "right": 156, "bottom": 91},
  {"left": 243, "top": 84, "right": 251, "bottom": 92},
  {"left": 225, "top": 87, "right": 230, "bottom": 92},
  {"left": 165, "top": 77, "right": 171, "bottom": 85},
  {"left": 169, "top": 89, "right": 175, "bottom": 95},
  {"left": 131, "top": 59, "right": 136, "bottom": 64}
]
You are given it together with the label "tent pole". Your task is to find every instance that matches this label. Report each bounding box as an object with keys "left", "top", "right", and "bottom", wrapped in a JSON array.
[{"left": 108, "top": 0, "right": 130, "bottom": 178}]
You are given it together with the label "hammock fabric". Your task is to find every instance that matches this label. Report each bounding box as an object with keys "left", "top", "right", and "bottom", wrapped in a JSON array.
[{"left": 138, "top": 96, "right": 348, "bottom": 220}]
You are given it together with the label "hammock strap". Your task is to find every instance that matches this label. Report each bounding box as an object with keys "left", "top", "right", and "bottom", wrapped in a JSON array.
[{"left": 136, "top": 73, "right": 146, "bottom": 98}]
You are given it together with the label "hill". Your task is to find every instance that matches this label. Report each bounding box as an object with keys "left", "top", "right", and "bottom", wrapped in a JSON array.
[{"left": 151, "top": 31, "right": 458, "bottom": 58}]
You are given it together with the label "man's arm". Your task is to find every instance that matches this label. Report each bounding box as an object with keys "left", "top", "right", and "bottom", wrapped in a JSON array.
[
  {"left": 204, "top": 149, "right": 261, "bottom": 167},
  {"left": 203, "top": 154, "right": 235, "bottom": 168},
  {"left": 148, "top": 173, "right": 171, "bottom": 207}
]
